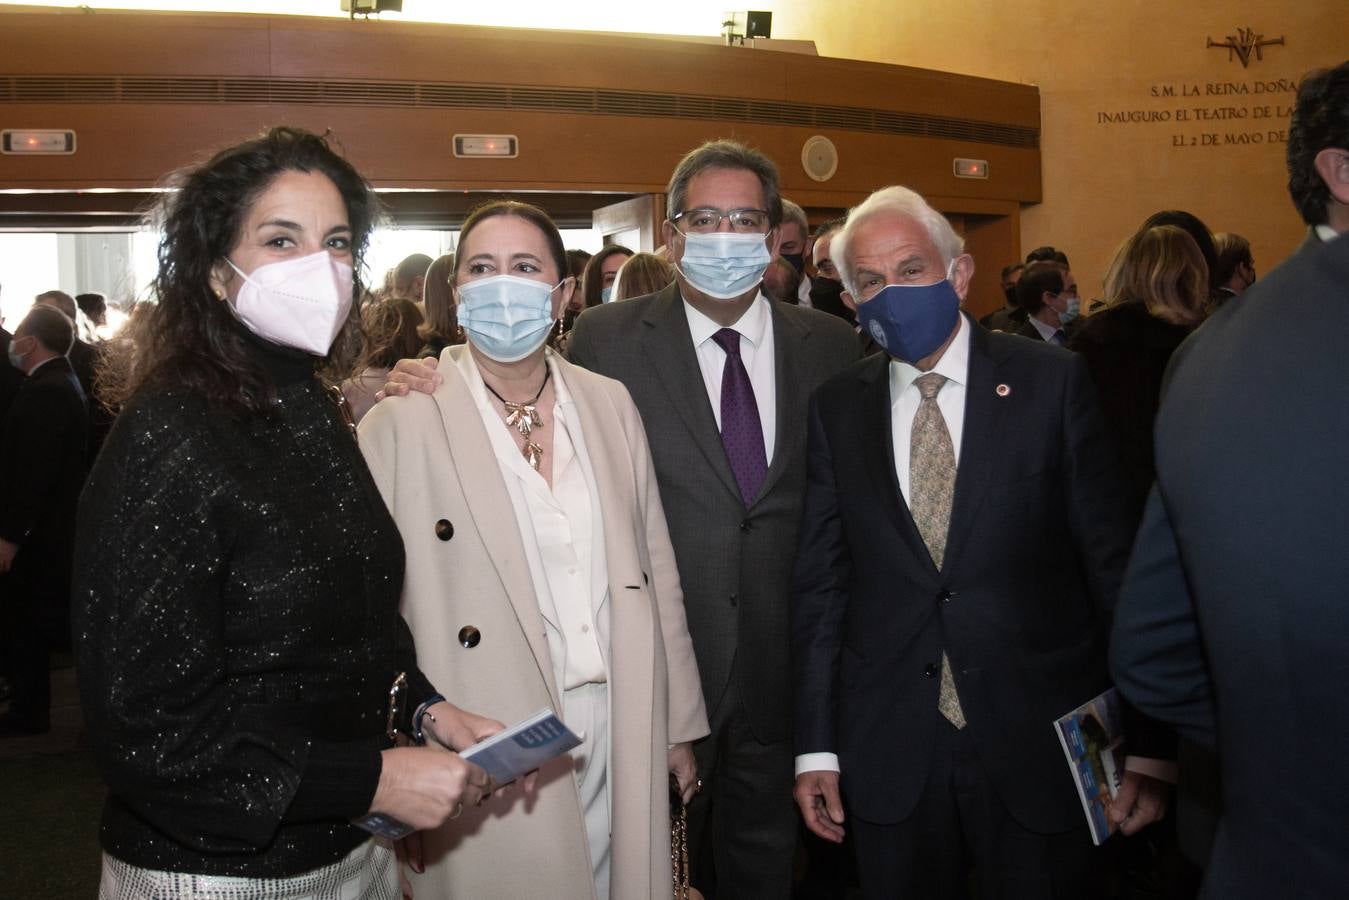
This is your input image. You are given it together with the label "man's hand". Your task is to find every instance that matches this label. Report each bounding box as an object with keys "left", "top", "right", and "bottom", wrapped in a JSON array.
[
  {"left": 377, "top": 357, "right": 442, "bottom": 401},
  {"left": 794, "top": 770, "right": 846, "bottom": 843},
  {"left": 0, "top": 537, "right": 17, "bottom": 575},
  {"left": 1109, "top": 770, "right": 1169, "bottom": 835},
  {"left": 668, "top": 742, "right": 698, "bottom": 805}
]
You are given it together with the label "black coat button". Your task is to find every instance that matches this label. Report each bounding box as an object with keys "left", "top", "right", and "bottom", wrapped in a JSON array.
[
  {"left": 740, "top": 520, "right": 751, "bottom": 533},
  {"left": 938, "top": 590, "right": 953, "bottom": 603},
  {"left": 923, "top": 663, "right": 939, "bottom": 678},
  {"left": 458, "top": 626, "right": 480, "bottom": 648},
  {"left": 729, "top": 593, "right": 739, "bottom": 607},
  {"left": 435, "top": 519, "right": 454, "bottom": 541}
]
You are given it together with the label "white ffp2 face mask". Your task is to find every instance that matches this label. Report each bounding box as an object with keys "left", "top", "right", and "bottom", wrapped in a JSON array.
[
  {"left": 675, "top": 231, "right": 773, "bottom": 300},
  {"left": 224, "top": 250, "right": 354, "bottom": 357}
]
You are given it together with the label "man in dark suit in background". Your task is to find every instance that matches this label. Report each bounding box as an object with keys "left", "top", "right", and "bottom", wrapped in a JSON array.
[
  {"left": 1287, "top": 61, "right": 1349, "bottom": 255},
  {"left": 0, "top": 305, "right": 89, "bottom": 736},
  {"left": 1013, "top": 260, "right": 1081, "bottom": 345},
  {"left": 34, "top": 290, "right": 98, "bottom": 399},
  {"left": 792, "top": 186, "right": 1169, "bottom": 898},
  {"left": 567, "top": 140, "right": 859, "bottom": 898},
  {"left": 0, "top": 282, "right": 25, "bottom": 421}
]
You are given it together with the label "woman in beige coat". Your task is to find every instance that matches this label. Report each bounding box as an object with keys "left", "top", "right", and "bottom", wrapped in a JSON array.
[{"left": 359, "top": 200, "right": 708, "bottom": 900}]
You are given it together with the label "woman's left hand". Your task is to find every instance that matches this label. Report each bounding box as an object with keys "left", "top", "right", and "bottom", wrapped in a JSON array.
[
  {"left": 421, "top": 701, "right": 504, "bottom": 752},
  {"left": 668, "top": 742, "right": 699, "bottom": 805}
]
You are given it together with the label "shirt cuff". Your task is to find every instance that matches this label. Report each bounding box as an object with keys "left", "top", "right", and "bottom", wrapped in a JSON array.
[
  {"left": 1124, "top": 755, "right": 1179, "bottom": 784},
  {"left": 794, "top": 752, "right": 840, "bottom": 777}
]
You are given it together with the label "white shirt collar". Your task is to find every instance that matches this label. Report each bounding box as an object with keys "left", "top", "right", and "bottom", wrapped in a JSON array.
[
  {"left": 1028, "top": 314, "right": 1060, "bottom": 342},
  {"left": 1315, "top": 223, "right": 1342, "bottom": 244},
  {"left": 683, "top": 290, "right": 771, "bottom": 349},
  {"left": 889, "top": 313, "right": 971, "bottom": 404}
]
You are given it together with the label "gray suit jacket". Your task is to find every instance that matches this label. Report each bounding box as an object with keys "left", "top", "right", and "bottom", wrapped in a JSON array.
[{"left": 567, "top": 285, "right": 859, "bottom": 742}]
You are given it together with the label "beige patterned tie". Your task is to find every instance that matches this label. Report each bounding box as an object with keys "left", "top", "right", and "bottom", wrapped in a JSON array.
[{"left": 910, "top": 372, "right": 965, "bottom": 729}]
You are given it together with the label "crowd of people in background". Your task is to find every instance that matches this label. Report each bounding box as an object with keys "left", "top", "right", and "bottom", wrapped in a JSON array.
[{"left": 0, "top": 58, "right": 1344, "bottom": 900}]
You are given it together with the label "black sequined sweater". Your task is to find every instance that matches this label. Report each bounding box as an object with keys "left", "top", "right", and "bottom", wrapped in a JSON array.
[{"left": 72, "top": 341, "right": 435, "bottom": 878}]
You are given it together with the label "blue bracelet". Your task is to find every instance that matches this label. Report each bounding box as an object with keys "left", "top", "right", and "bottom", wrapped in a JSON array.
[{"left": 413, "top": 694, "right": 446, "bottom": 745}]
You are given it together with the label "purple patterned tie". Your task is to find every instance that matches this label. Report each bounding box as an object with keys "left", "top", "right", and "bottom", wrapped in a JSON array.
[{"left": 712, "top": 327, "right": 767, "bottom": 506}]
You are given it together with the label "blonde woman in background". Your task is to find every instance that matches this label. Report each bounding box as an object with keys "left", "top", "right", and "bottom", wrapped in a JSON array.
[
  {"left": 1069, "top": 223, "right": 1210, "bottom": 519},
  {"left": 610, "top": 251, "right": 675, "bottom": 302}
]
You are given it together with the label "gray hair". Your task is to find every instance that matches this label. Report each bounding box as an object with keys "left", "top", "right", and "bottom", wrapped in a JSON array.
[
  {"left": 666, "top": 140, "right": 783, "bottom": 229},
  {"left": 780, "top": 198, "right": 808, "bottom": 236},
  {"left": 834, "top": 186, "right": 965, "bottom": 297}
]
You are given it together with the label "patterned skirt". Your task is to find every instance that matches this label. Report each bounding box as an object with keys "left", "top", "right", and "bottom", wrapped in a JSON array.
[{"left": 98, "top": 840, "right": 400, "bottom": 900}]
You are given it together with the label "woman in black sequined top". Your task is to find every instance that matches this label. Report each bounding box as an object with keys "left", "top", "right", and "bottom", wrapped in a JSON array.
[{"left": 72, "top": 128, "right": 497, "bottom": 899}]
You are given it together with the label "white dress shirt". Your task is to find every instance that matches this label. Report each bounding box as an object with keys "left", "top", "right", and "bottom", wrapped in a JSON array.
[
  {"left": 684, "top": 291, "right": 777, "bottom": 465},
  {"left": 1028, "top": 313, "right": 1064, "bottom": 344},
  {"left": 458, "top": 349, "right": 609, "bottom": 690}
]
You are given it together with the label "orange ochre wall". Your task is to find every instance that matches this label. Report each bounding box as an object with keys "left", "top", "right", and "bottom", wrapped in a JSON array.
[{"left": 774, "top": 1, "right": 1345, "bottom": 298}]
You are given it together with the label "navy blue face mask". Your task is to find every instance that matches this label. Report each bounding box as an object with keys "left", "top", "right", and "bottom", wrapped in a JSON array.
[{"left": 857, "top": 278, "right": 961, "bottom": 364}]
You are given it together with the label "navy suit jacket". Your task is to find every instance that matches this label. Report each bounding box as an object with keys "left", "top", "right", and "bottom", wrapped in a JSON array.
[
  {"left": 792, "top": 319, "right": 1146, "bottom": 832},
  {"left": 1111, "top": 235, "right": 1349, "bottom": 898}
]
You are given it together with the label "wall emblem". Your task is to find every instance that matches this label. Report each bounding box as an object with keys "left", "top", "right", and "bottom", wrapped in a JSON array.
[{"left": 1206, "top": 28, "right": 1285, "bottom": 68}]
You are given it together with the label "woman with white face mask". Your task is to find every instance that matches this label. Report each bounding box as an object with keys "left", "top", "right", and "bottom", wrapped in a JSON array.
[
  {"left": 358, "top": 200, "right": 708, "bottom": 900},
  {"left": 74, "top": 128, "right": 497, "bottom": 900}
]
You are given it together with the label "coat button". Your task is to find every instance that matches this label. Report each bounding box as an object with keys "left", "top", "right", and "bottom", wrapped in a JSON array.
[
  {"left": 458, "top": 626, "right": 480, "bottom": 648},
  {"left": 938, "top": 590, "right": 953, "bottom": 603},
  {"left": 729, "top": 593, "right": 739, "bottom": 607},
  {"left": 435, "top": 519, "right": 454, "bottom": 541},
  {"left": 923, "top": 663, "right": 939, "bottom": 678},
  {"left": 740, "top": 519, "right": 751, "bottom": 533}
]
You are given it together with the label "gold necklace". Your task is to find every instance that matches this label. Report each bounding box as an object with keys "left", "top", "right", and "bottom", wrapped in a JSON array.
[{"left": 483, "top": 367, "right": 551, "bottom": 470}]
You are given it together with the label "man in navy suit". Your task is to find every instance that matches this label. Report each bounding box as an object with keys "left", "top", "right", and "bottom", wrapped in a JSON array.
[{"left": 791, "top": 186, "right": 1169, "bottom": 897}]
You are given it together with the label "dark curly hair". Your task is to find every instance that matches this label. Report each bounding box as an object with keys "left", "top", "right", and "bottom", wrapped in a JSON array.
[
  {"left": 1287, "top": 62, "right": 1349, "bottom": 227},
  {"left": 100, "top": 127, "right": 378, "bottom": 415}
]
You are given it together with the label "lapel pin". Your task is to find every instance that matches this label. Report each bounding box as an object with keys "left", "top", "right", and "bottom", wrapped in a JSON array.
[{"left": 996, "top": 384, "right": 1011, "bottom": 397}]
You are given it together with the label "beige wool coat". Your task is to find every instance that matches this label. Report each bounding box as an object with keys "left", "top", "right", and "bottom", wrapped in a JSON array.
[{"left": 358, "top": 346, "right": 708, "bottom": 900}]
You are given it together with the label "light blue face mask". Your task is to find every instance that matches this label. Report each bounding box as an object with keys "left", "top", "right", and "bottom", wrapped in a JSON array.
[
  {"left": 1057, "top": 294, "right": 1081, "bottom": 324},
  {"left": 675, "top": 230, "right": 773, "bottom": 300},
  {"left": 6, "top": 340, "right": 24, "bottom": 371},
  {"left": 457, "top": 274, "right": 558, "bottom": 363},
  {"left": 600, "top": 286, "right": 613, "bottom": 303}
]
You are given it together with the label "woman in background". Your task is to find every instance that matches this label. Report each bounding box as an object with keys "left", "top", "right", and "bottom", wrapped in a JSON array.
[
  {"left": 1069, "top": 223, "right": 1209, "bottom": 520},
  {"left": 417, "top": 252, "right": 461, "bottom": 358},
  {"left": 342, "top": 296, "right": 424, "bottom": 424},
  {"left": 359, "top": 200, "right": 706, "bottom": 900},
  {"left": 580, "top": 244, "right": 633, "bottom": 308},
  {"left": 610, "top": 251, "right": 675, "bottom": 302},
  {"left": 75, "top": 127, "right": 495, "bottom": 900}
]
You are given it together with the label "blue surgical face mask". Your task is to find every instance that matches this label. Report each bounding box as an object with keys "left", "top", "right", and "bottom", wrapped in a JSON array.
[
  {"left": 857, "top": 276, "right": 961, "bottom": 364},
  {"left": 1057, "top": 294, "right": 1081, "bottom": 324},
  {"left": 6, "top": 339, "right": 24, "bottom": 371},
  {"left": 676, "top": 230, "right": 772, "bottom": 300},
  {"left": 456, "top": 274, "right": 558, "bottom": 363},
  {"left": 600, "top": 285, "right": 613, "bottom": 303}
]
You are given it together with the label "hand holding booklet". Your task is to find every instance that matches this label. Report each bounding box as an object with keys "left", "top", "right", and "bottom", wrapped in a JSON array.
[
  {"left": 354, "top": 707, "right": 581, "bottom": 839},
  {"left": 460, "top": 707, "right": 582, "bottom": 787},
  {"left": 1053, "top": 687, "right": 1126, "bottom": 845}
]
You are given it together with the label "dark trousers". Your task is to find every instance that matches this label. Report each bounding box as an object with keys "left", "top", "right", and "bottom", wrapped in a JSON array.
[
  {"left": 0, "top": 579, "right": 53, "bottom": 728},
  {"left": 687, "top": 670, "right": 797, "bottom": 900},
  {"left": 850, "top": 717, "right": 1097, "bottom": 900}
]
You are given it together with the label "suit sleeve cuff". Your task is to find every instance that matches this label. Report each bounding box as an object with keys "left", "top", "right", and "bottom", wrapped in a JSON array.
[
  {"left": 795, "top": 752, "right": 840, "bottom": 777},
  {"left": 1124, "top": 755, "right": 1179, "bottom": 784}
]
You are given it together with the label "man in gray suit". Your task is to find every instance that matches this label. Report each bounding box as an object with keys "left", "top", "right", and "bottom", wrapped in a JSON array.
[{"left": 567, "top": 141, "right": 858, "bottom": 898}]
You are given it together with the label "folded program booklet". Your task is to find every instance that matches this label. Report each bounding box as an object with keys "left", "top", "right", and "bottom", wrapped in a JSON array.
[
  {"left": 354, "top": 708, "right": 580, "bottom": 839},
  {"left": 462, "top": 707, "right": 582, "bottom": 786},
  {"left": 1053, "top": 687, "right": 1126, "bottom": 845}
]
